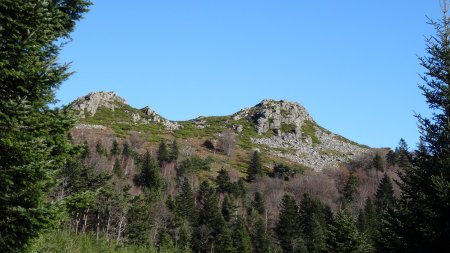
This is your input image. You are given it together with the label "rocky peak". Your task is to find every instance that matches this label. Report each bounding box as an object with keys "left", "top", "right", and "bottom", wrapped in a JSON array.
[
  {"left": 234, "top": 99, "right": 314, "bottom": 135},
  {"left": 70, "top": 91, "right": 126, "bottom": 118}
]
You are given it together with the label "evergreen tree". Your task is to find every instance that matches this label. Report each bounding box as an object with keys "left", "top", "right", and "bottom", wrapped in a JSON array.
[
  {"left": 247, "top": 151, "right": 263, "bottom": 182},
  {"left": 357, "top": 198, "right": 378, "bottom": 246},
  {"left": 342, "top": 171, "right": 359, "bottom": 204},
  {"left": 375, "top": 174, "right": 395, "bottom": 212},
  {"left": 276, "top": 194, "right": 303, "bottom": 253},
  {"left": 157, "top": 227, "right": 175, "bottom": 252},
  {"left": 252, "top": 192, "right": 265, "bottom": 215},
  {"left": 372, "top": 153, "right": 384, "bottom": 171},
  {"left": 157, "top": 140, "right": 169, "bottom": 167},
  {"left": 175, "top": 179, "right": 196, "bottom": 222},
  {"left": 169, "top": 139, "right": 179, "bottom": 162},
  {"left": 326, "top": 208, "right": 362, "bottom": 253},
  {"left": 385, "top": 150, "right": 397, "bottom": 167},
  {"left": 113, "top": 158, "right": 122, "bottom": 177},
  {"left": 136, "top": 151, "right": 161, "bottom": 192},
  {"left": 221, "top": 195, "right": 235, "bottom": 222},
  {"left": 395, "top": 138, "right": 411, "bottom": 168},
  {"left": 122, "top": 142, "right": 131, "bottom": 157},
  {"left": 232, "top": 217, "right": 252, "bottom": 253},
  {"left": 125, "top": 196, "right": 150, "bottom": 245},
  {"left": 215, "top": 214, "right": 236, "bottom": 253},
  {"left": 252, "top": 216, "right": 270, "bottom": 253},
  {"left": 0, "top": 1, "right": 91, "bottom": 251},
  {"left": 111, "top": 139, "right": 120, "bottom": 156},
  {"left": 81, "top": 140, "right": 90, "bottom": 159},
  {"left": 383, "top": 4, "right": 450, "bottom": 251},
  {"left": 216, "top": 168, "right": 232, "bottom": 193},
  {"left": 299, "top": 194, "right": 327, "bottom": 253}
]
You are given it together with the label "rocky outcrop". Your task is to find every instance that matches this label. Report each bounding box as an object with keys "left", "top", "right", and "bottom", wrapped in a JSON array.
[
  {"left": 236, "top": 99, "right": 371, "bottom": 170},
  {"left": 70, "top": 91, "right": 126, "bottom": 118},
  {"left": 233, "top": 99, "right": 313, "bottom": 135}
]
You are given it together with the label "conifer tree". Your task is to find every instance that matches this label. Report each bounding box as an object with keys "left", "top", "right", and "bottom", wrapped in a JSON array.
[
  {"left": 252, "top": 216, "right": 271, "bottom": 253},
  {"left": 342, "top": 171, "right": 359, "bottom": 204},
  {"left": 247, "top": 151, "right": 263, "bottom": 182},
  {"left": 326, "top": 208, "right": 362, "bottom": 253},
  {"left": 169, "top": 139, "right": 179, "bottom": 162},
  {"left": 157, "top": 140, "right": 169, "bottom": 167},
  {"left": 113, "top": 158, "right": 122, "bottom": 177},
  {"left": 383, "top": 3, "right": 450, "bottom": 251},
  {"left": 136, "top": 151, "right": 161, "bottom": 192},
  {"left": 276, "top": 194, "right": 303, "bottom": 253},
  {"left": 372, "top": 153, "right": 384, "bottom": 171},
  {"left": 252, "top": 192, "right": 265, "bottom": 215},
  {"left": 111, "top": 139, "right": 120, "bottom": 156},
  {"left": 0, "top": 1, "right": 91, "bottom": 251},
  {"left": 175, "top": 179, "right": 196, "bottom": 222},
  {"left": 221, "top": 195, "right": 235, "bottom": 222},
  {"left": 375, "top": 174, "right": 395, "bottom": 212},
  {"left": 299, "top": 194, "right": 327, "bottom": 253},
  {"left": 232, "top": 217, "right": 252, "bottom": 253},
  {"left": 216, "top": 168, "right": 232, "bottom": 193}
]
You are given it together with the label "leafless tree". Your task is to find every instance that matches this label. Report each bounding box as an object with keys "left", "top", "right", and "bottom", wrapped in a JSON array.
[{"left": 218, "top": 130, "right": 236, "bottom": 156}]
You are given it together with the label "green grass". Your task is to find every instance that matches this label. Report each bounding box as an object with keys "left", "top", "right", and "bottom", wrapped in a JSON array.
[
  {"left": 30, "top": 230, "right": 158, "bottom": 253},
  {"left": 301, "top": 120, "right": 321, "bottom": 145},
  {"left": 280, "top": 123, "right": 297, "bottom": 134}
]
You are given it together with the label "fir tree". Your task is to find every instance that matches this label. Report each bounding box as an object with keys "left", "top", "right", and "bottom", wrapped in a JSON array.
[
  {"left": 252, "top": 216, "right": 270, "bottom": 253},
  {"left": 252, "top": 192, "right": 265, "bottom": 215},
  {"left": 342, "top": 171, "right": 359, "bottom": 204},
  {"left": 383, "top": 3, "right": 450, "bottom": 251},
  {"left": 169, "top": 139, "right": 179, "bottom": 162},
  {"left": 375, "top": 174, "right": 395, "bottom": 212},
  {"left": 0, "top": 1, "right": 91, "bottom": 251},
  {"left": 96, "top": 140, "right": 105, "bottom": 155},
  {"left": 232, "top": 217, "right": 252, "bottom": 253},
  {"left": 216, "top": 168, "right": 232, "bottom": 193},
  {"left": 276, "top": 194, "right": 303, "bottom": 253},
  {"left": 247, "top": 151, "right": 263, "bottom": 182},
  {"left": 111, "top": 139, "right": 120, "bottom": 156},
  {"left": 175, "top": 179, "right": 196, "bottom": 222},
  {"left": 125, "top": 196, "right": 150, "bottom": 245},
  {"left": 326, "top": 208, "right": 362, "bottom": 253},
  {"left": 113, "top": 158, "right": 122, "bottom": 177},
  {"left": 221, "top": 195, "right": 235, "bottom": 222},
  {"left": 157, "top": 140, "right": 169, "bottom": 167},
  {"left": 136, "top": 151, "right": 161, "bottom": 192},
  {"left": 299, "top": 194, "right": 327, "bottom": 253},
  {"left": 372, "top": 153, "right": 384, "bottom": 171},
  {"left": 122, "top": 142, "right": 131, "bottom": 157}
]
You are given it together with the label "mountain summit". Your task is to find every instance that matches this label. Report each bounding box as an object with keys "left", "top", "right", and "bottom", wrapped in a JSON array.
[{"left": 69, "top": 91, "right": 371, "bottom": 170}]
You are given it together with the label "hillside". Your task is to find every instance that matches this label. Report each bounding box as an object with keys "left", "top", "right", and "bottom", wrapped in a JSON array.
[{"left": 69, "top": 91, "right": 372, "bottom": 173}]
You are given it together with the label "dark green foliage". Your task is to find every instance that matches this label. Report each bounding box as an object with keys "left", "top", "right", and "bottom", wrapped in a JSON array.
[
  {"left": 299, "top": 194, "right": 328, "bottom": 253},
  {"left": 247, "top": 151, "right": 263, "bottom": 182},
  {"left": 232, "top": 217, "right": 252, "bottom": 253},
  {"left": 271, "top": 163, "right": 302, "bottom": 181},
  {"left": 252, "top": 216, "right": 270, "bottom": 253},
  {"left": 157, "top": 227, "right": 175, "bottom": 252},
  {"left": 175, "top": 179, "right": 197, "bottom": 223},
  {"left": 395, "top": 138, "right": 411, "bottom": 168},
  {"left": 375, "top": 174, "right": 395, "bottom": 212},
  {"left": 215, "top": 215, "right": 236, "bottom": 253},
  {"left": 326, "top": 208, "right": 362, "bottom": 253},
  {"left": 221, "top": 195, "right": 235, "bottom": 222},
  {"left": 135, "top": 151, "right": 161, "bottom": 192},
  {"left": 230, "top": 178, "right": 247, "bottom": 198},
  {"left": 157, "top": 140, "right": 169, "bottom": 167},
  {"left": 113, "top": 158, "right": 122, "bottom": 177},
  {"left": 0, "top": 17, "right": 91, "bottom": 250},
  {"left": 125, "top": 196, "right": 150, "bottom": 245},
  {"left": 357, "top": 199, "right": 378, "bottom": 245},
  {"left": 372, "top": 153, "right": 384, "bottom": 171},
  {"left": 81, "top": 141, "right": 90, "bottom": 159},
  {"left": 216, "top": 168, "right": 232, "bottom": 193},
  {"left": 342, "top": 171, "right": 359, "bottom": 204},
  {"left": 203, "top": 139, "right": 215, "bottom": 150},
  {"left": 96, "top": 140, "right": 105, "bottom": 155},
  {"left": 252, "top": 192, "right": 265, "bottom": 215},
  {"left": 122, "top": 142, "right": 132, "bottom": 157},
  {"left": 275, "top": 194, "right": 303, "bottom": 253},
  {"left": 168, "top": 139, "right": 179, "bottom": 162},
  {"left": 111, "top": 139, "right": 120, "bottom": 156},
  {"left": 177, "top": 155, "right": 212, "bottom": 176},
  {"left": 385, "top": 150, "right": 396, "bottom": 167},
  {"left": 382, "top": 9, "right": 450, "bottom": 252}
]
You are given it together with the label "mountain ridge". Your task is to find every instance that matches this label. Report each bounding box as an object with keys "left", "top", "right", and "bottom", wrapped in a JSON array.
[{"left": 69, "top": 91, "right": 372, "bottom": 171}]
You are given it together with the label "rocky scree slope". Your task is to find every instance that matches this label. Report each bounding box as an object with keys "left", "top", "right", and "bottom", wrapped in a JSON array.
[{"left": 69, "top": 91, "right": 371, "bottom": 171}]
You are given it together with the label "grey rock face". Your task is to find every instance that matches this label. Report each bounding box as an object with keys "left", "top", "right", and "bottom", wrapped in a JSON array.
[
  {"left": 233, "top": 99, "right": 313, "bottom": 134},
  {"left": 70, "top": 91, "right": 126, "bottom": 118},
  {"left": 235, "top": 99, "right": 371, "bottom": 171}
]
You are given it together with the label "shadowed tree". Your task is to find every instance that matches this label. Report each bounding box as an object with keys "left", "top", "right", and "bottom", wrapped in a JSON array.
[{"left": 0, "top": 1, "right": 91, "bottom": 251}]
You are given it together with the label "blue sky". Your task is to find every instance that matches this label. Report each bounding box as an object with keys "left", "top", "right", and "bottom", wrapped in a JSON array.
[{"left": 57, "top": 0, "right": 442, "bottom": 149}]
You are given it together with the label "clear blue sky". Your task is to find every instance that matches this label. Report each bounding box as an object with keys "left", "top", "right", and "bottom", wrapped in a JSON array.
[{"left": 56, "top": 0, "right": 442, "bottom": 149}]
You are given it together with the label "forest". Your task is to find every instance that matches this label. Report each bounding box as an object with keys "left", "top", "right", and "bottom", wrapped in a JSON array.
[{"left": 1, "top": 1, "right": 450, "bottom": 253}]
